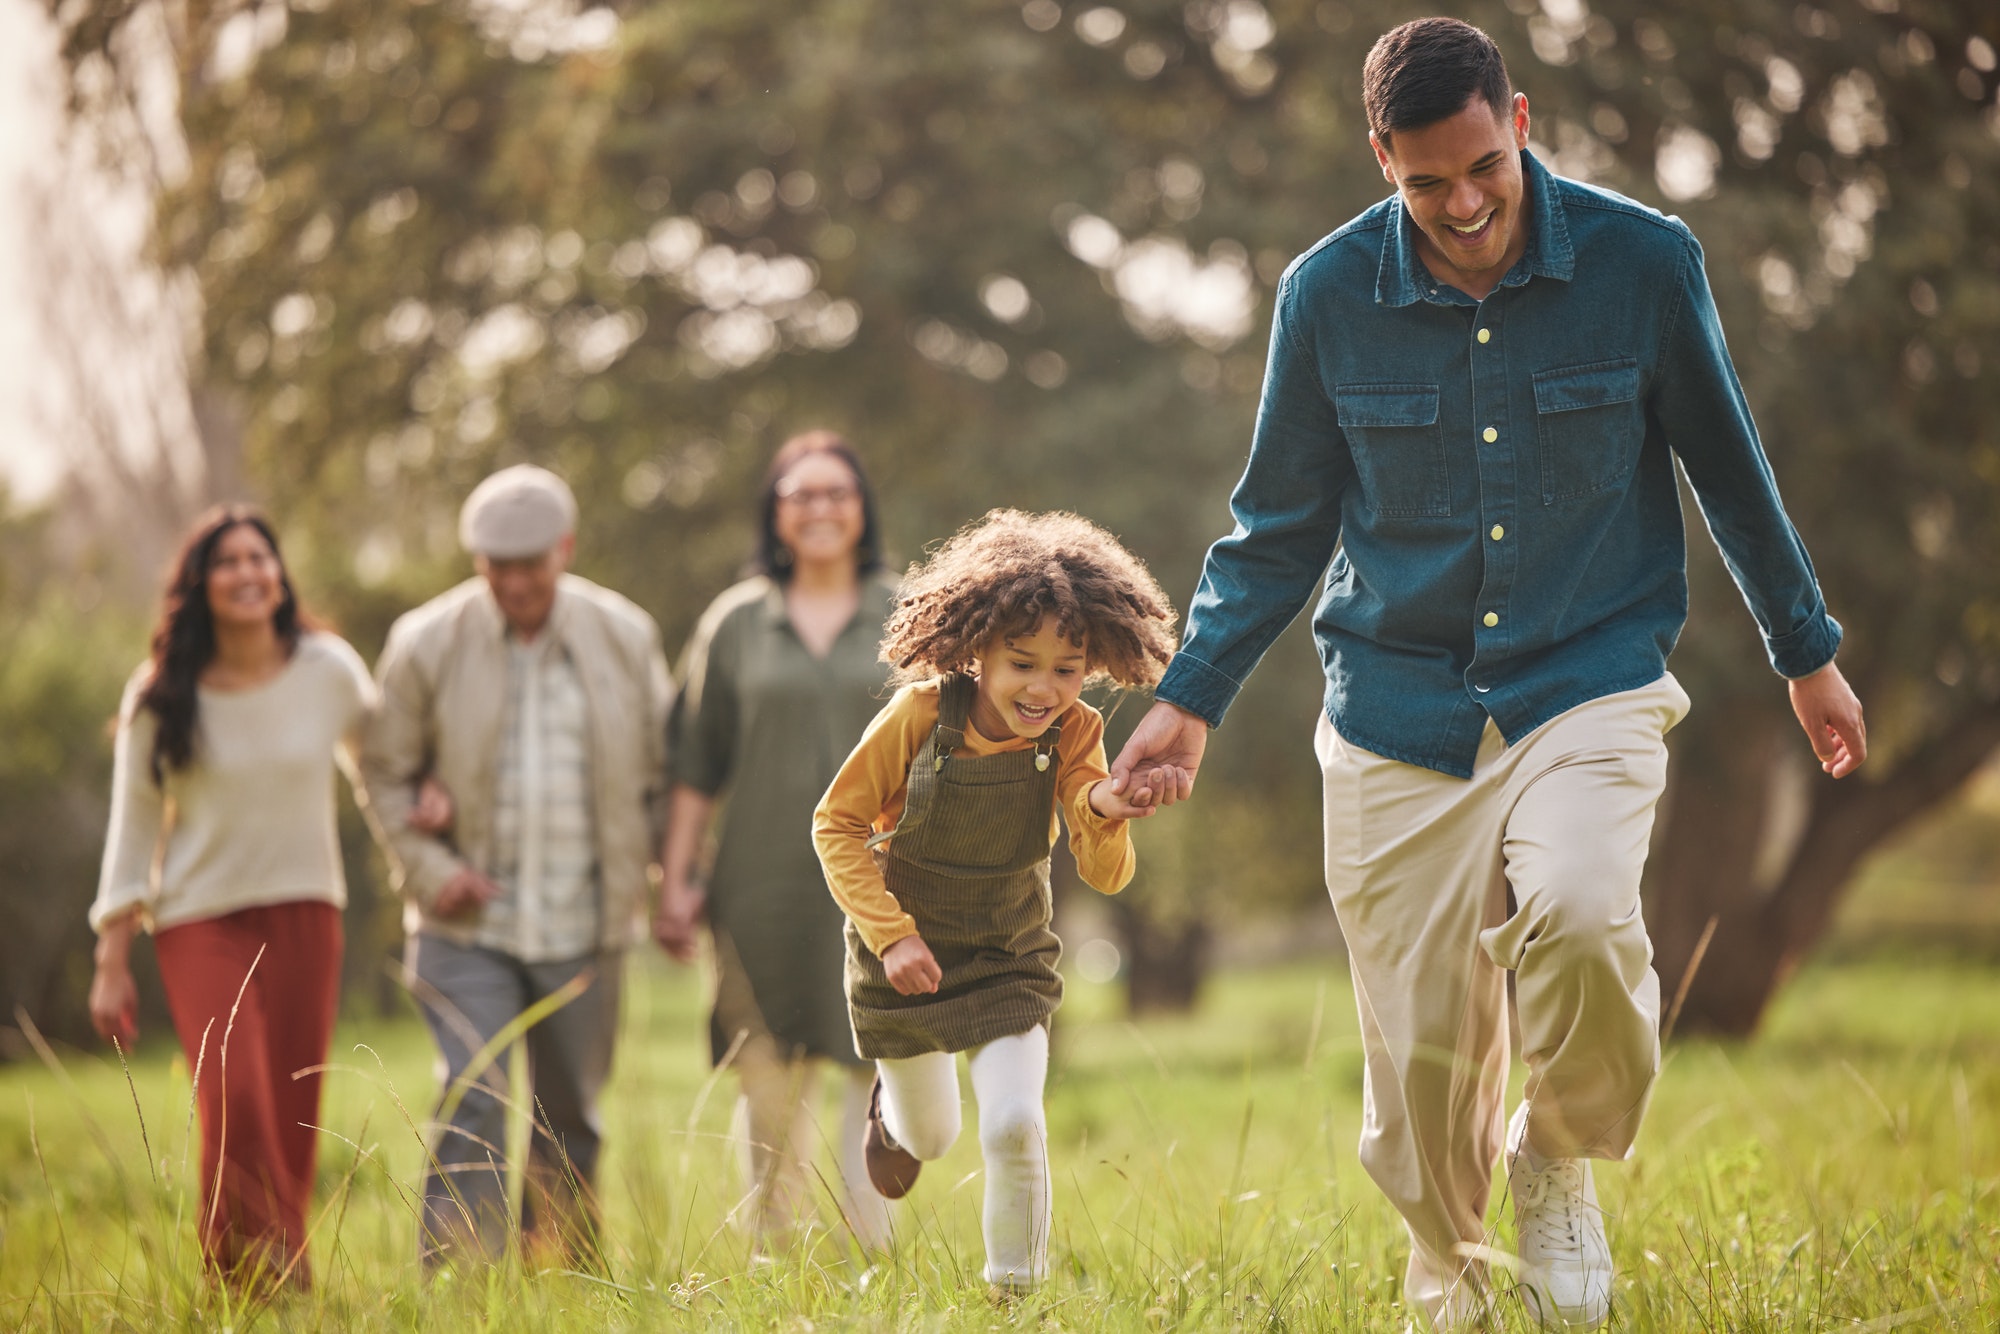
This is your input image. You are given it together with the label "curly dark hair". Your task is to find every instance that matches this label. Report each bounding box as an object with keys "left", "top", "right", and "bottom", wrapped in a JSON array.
[
  {"left": 880, "top": 509, "right": 1178, "bottom": 690},
  {"left": 137, "top": 506, "right": 309, "bottom": 785}
]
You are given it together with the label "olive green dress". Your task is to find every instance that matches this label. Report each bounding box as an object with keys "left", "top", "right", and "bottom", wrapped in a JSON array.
[
  {"left": 844, "top": 673, "right": 1067, "bottom": 1060},
  {"left": 670, "top": 574, "right": 899, "bottom": 1066}
]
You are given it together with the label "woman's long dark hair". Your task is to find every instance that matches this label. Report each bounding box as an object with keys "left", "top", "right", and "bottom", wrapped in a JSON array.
[
  {"left": 753, "top": 430, "right": 884, "bottom": 583},
  {"left": 136, "top": 506, "right": 307, "bottom": 785}
]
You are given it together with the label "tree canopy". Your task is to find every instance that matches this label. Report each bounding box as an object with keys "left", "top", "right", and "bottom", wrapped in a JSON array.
[{"left": 26, "top": 0, "right": 2000, "bottom": 1037}]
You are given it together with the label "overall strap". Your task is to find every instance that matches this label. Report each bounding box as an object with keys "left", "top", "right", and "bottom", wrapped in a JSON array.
[
  {"left": 931, "top": 673, "right": 975, "bottom": 767},
  {"left": 931, "top": 672, "right": 1064, "bottom": 771},
  {"left": 867, "top": 677, "right": 967, "bottom": 850}
]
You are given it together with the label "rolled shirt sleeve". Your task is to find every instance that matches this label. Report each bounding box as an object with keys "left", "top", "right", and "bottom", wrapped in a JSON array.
[
  {"left": 90, "top": 672, "right": 165, "bottom": 933},
  {"left": 814, "top": 686, "right": 927, "bottom": 956},
  {"left": 1655, "top": 232, "right": 1842, "bottom": 679},
  {"left": 640, "top": 615, "right": 675, "bottom": 847},
  {"left": 1155, "top": 274, "right": 1353, "bottom": 727},
  {"left": 1052, "top": 706, "right": 1134, "bottom": 895},
  {"left": 359, "top": 618, "right": 464, "bottom": 909},
  {"left": 329, "top": 634, "right": 381, "bottom": 805},
  {"left": 667, "top": 597, "right": 739, "bottom": 798}
]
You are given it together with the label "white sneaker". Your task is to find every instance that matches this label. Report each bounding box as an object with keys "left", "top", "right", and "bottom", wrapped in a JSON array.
[{"left": 1507, "top": 1104, "right": 1612, "bottom": 1329}]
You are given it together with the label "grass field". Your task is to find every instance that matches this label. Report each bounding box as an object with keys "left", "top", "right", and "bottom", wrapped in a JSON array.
[{"left": 2, "top": 952, "right": 1997, "bottom": 1331}]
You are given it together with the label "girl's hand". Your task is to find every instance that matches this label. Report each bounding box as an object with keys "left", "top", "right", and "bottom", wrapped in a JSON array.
[
  {"left": 410, "top": 775, "right": 455, "bottom": 835},
  {"left": 1088, "top": 777, "right": 1163, "bottom": 821},
  {"left": 882, "top": 934, "right": 942, "bottom": 996}
]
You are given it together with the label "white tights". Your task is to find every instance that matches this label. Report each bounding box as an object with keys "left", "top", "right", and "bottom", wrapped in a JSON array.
[{"left": 876, "top": 1025, "right": 1051, "bottom": 1288}]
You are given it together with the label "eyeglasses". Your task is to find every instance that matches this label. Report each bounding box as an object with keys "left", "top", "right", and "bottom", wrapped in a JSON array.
[{"left": 775, "top": 482, "right": 859, "bottom": 509}]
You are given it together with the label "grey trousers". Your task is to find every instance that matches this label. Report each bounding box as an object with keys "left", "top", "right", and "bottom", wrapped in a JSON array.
[{"left": 408, "top": 933, "right": 622, "bottom": 1265}]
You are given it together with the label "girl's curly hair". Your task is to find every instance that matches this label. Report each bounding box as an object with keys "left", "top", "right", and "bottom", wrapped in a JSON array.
[{"left": 881, "top": 509, "right": 1179, "bottom": 689}]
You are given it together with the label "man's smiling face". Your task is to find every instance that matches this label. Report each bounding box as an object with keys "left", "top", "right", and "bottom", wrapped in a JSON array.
[{"left": 1372, "top": 91, "right": 1532, "bottom": 298}]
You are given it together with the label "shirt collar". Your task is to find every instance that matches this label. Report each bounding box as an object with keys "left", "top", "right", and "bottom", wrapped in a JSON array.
[
  {"left": 760, "top": 571, "right": 900, "bottom": 626},
  {"left": 1376, "top": 148, "right": 1574, "bottom": 307},
  {"left": 485, "top": 576, "right": 572, "bottom": 650}
]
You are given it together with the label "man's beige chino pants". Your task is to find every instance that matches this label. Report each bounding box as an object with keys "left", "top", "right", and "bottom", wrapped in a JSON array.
[{"left": 1316, "top": 674, "right": 1690, "bottom": 1323}]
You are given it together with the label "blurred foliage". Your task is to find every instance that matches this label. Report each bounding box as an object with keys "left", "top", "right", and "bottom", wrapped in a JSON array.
[
  {"left": 25, "top": 0, "right": 2000, "bottom": 1038},
  {"left": 0, "top": 502, "right": 151, "bottom": 1045}
]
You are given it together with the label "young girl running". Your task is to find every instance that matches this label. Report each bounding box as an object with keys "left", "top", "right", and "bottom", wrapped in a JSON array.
[{"left": 813, "top": 508, "right": 1179, "bottom": 1294}]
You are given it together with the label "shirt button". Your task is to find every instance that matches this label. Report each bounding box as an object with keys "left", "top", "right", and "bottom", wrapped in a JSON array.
[
  {"left": 1474, "top": 682, "right": 1492, "bottom": 694},
  {"left": 1482, "top": 426, "right": 1498, "bottom": 443},
  {"left": 1477, "top": 328, "right": 1491, "bottom": 344},
  {"left": 1490, "top": 524, "right": 1505, "bottom": 541},
  {"left": 1483, "top": 612, "right": 1499, "bottom": 627}
]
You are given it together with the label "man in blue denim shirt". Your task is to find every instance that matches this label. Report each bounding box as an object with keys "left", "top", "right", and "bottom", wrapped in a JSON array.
[{"left": 1109, "top": 18, "right": 1866, "bottom": 1330}]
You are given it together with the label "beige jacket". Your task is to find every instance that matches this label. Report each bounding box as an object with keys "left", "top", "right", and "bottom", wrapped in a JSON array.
[{"left": 362, "top": 574, "right": 672, "bottom": 953}]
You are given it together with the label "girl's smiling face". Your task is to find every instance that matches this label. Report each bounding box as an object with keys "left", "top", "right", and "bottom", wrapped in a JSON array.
[{"left": 969, "top": 617, "right": 1088, "bottom": 744}]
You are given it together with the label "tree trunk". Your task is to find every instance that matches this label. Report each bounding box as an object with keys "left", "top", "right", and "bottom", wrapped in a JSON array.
[
  {"left": 1111, "top": 892, "right": 1211, "bottom": 1014},
  {"left": 1649, "top": 694, "right": 2000, "bottom": 1037},
  {"left": 1643, "top": 692, "right": 1786, "bottom": 1027}
]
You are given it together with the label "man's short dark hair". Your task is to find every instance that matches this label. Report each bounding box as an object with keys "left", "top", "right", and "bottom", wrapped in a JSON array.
[{"left": 1363, "top": 18, "right": 1512, "bottom": 143}]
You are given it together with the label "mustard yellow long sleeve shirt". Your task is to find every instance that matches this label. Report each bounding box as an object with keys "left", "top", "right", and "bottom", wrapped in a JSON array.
[{"left": 814, "top": 679, "right": 1134, "bottom": 956}]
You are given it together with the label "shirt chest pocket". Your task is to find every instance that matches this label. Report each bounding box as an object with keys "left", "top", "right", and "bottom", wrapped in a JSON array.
[
  {"left": 1333, "top": 384, "right": 1450, "bottom": 520},
  {"left": 1532, "top": 357, "right": 1643, "bottom": 504}
]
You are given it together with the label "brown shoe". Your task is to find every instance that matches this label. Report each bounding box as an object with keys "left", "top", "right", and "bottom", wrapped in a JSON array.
[{"left": 863, "top": 1074, "right": 922, "bottom": 1199}]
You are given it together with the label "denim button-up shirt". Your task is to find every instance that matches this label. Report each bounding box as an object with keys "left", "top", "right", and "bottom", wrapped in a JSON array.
[{"left": 1155, "top": 151, "right": 1841, "bottom": 778}]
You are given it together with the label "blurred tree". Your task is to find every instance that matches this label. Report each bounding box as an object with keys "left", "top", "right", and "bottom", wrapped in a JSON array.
[
  {"left": 0, "top": 502, "right": 153, "bottom": 1047},
  {"left": 39, "top": 0, "right": 2000, "bottom": 1038},
  {"left": 1495, "top": 0, "right": 2000, "bottom": 1033}
]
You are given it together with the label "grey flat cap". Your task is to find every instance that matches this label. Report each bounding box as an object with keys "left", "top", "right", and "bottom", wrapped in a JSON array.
[{"left": 459, "top": 464, "right": 578, "bottom": 558}]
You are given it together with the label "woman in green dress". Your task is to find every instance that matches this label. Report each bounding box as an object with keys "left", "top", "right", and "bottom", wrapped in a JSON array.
[{"left": 655, "top": 430, "right": 898, "bottom": 1250}]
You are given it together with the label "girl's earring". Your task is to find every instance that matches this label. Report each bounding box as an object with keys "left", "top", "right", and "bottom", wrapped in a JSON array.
[{"left": 773, "top": 545, "right": 795, "bottom": 570}]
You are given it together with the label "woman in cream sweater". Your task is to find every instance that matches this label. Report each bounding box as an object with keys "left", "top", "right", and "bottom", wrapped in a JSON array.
[{"left": 88, "top": 506, "right": 374, "bottom": 1290}]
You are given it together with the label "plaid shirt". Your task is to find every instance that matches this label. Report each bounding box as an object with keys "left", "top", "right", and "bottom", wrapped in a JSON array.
[{"left": 477, "top": 634, "right": 599, "bottom": 961}]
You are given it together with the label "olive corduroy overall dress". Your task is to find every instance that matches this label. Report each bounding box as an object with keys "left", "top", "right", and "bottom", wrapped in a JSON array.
[{"left": 844, "top": 674, "right": 1066, "bottom": 1061}]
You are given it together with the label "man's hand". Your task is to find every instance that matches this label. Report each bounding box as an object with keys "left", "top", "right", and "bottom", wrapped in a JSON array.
[
  {"left": 1107, "top": 700, "right": 1208, "bottom": 809},
  {"left": 409, "top": 775, "right": 455, "bottom": 836},
  {"left": 882, "top": 933, "right": 942, "bottom": 996},
  {"left": 431, "top": 866, "right": 501, "bottom": 918},
  {"left": 1789, "top": 660, "right": 1867, "bottom": 778},
  {"left": 652, "top": 877, "right": 707, "bottom": 963}
]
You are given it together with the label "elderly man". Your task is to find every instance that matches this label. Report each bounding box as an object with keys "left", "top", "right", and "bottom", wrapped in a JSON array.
[
  {"left": 363, "top": 464, "right": 671, "bottom": 1265},
  {"left": 1111, "top": 17, "right": 1865, "bottom": 1330}
]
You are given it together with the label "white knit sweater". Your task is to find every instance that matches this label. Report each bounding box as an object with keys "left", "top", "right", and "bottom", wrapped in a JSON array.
[{"left": 91, "top": 632, "right": 376, "bottom": 933}]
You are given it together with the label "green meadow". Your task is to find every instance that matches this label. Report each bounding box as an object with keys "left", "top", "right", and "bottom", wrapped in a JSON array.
[{"left": 3, "top": 954, "right": 1996, "bottom": 1331}]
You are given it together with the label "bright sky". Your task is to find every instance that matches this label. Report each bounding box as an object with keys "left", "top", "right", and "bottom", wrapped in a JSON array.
[{"left": 0, "top": 0, "right": 62, "bottom": 505}]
